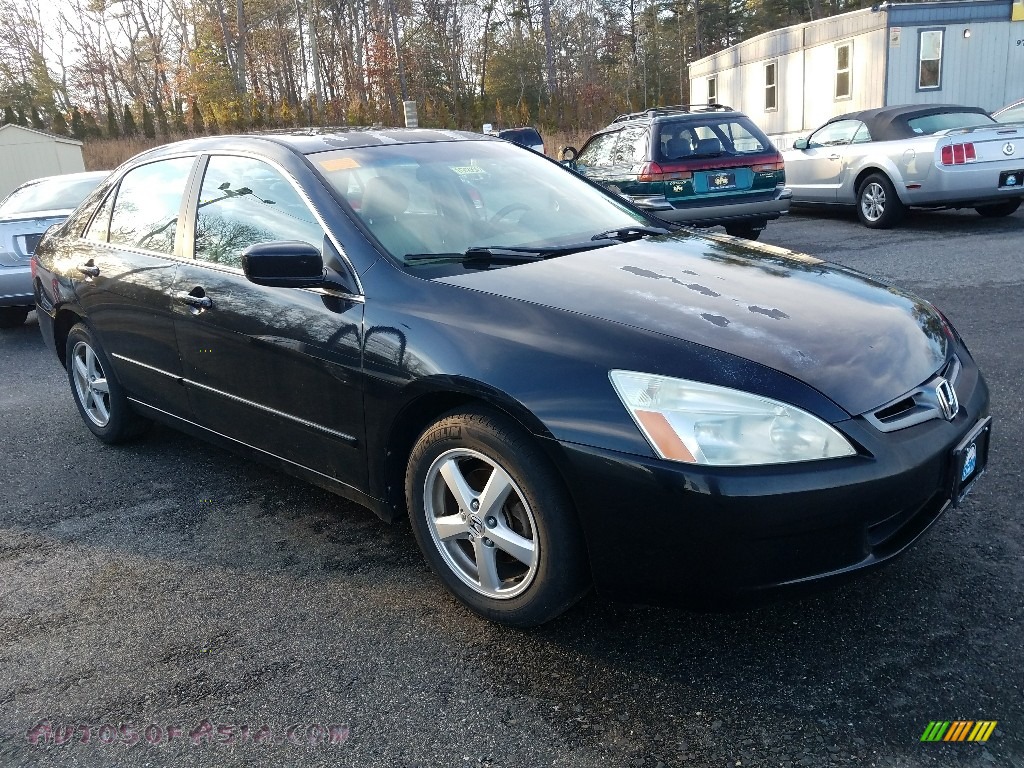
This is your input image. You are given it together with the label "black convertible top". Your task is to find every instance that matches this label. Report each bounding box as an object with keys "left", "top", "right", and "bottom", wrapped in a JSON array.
[{"left": 827, "top": 104, "right": 992, "bottom": 142}]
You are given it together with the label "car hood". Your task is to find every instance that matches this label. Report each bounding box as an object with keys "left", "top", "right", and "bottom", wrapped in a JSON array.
[{"left": 436, "top": 232, "right": 948, "bottom": 416}]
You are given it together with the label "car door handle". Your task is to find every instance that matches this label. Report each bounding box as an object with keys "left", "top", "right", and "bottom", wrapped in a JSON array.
[
  {"left": 828, "top": 154, "right": 841, "bottom": 160},
  {"left": 77, "top": 264, "right": 100, "bottom": 277},
  {"left": 175, "top": 291, "right": 213, "bottom": 309}
]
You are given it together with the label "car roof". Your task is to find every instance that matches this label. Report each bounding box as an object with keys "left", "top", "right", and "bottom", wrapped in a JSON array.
[
  {"left": 128, "top": 127, "right": 493, "bottom": 162},
  {"left": 826, "top": 104, "right": 991, "bottom": 142},
  {"left": 994, "top": 98, "right": 1024, "bottom": 116},
  {"left": 17, "top": 170, "right": 110, "bottom": 188}
]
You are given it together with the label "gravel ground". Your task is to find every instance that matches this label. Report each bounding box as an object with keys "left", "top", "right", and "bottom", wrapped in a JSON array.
[{"left": 0, "top": 204, "right": 1021, "bottom": 768}]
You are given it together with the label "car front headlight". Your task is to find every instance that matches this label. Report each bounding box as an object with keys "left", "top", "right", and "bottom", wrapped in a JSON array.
[{"left": 609, "top": 370, "right": 856, "bottom": 466}]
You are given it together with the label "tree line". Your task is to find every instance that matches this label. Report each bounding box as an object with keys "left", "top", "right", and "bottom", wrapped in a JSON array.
[{"left": 1, "top": 0, "right": 877, "bottom": 141}]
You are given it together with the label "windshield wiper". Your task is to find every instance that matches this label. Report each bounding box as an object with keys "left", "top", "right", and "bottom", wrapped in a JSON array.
[
  {"left": 405, "top": 242, "right": 611, "bottom": 263},
  {"left": 591, "top": 225, "right": 671, "bottom": 242}
]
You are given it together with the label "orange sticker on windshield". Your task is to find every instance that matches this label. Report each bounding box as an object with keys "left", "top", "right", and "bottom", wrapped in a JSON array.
[{"left": 318, "top": 156, "right": 361, "bottom": 171}]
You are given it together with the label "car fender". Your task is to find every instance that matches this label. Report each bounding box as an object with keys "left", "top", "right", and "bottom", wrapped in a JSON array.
[{"left": 842, "top": 154, "right": 910, "bottom": 204}]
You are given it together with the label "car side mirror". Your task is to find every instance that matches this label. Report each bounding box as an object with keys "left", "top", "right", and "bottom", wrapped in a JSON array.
[
  {"left": 560, "top": 146, "right": 578, "bottom": 163},
  {"left": 242, "top": 241, "right": 326, "bottom": 289},
  {"left": 792, "top": 137, "right": 809, "bottom": 150}
]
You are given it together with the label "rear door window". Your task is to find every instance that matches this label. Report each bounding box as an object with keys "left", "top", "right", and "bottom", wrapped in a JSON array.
[{"left": 108, "top": 157, "right": 195, "bottom": 254}]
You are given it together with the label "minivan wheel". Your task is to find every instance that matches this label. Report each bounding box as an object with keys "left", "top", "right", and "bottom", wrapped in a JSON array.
[
  {"left": 0, "top": 307, "right": 29, "bottom": 329},
  {"left": 406, "top": 408, "right": 589, "bottom": 626},
  {"left": 857, "top": 173, "right": 905, "bottom": 228},
  {"left": 66, "top": 323, "right": 149, "bottom": 443},
  {"left": 724, "top": 224, "right": 763, "bottom": 240}
]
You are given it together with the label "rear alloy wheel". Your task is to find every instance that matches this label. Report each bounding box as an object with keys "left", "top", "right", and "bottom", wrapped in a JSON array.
[
  {"left": 975, "top": 199, "right": 1021, "bottom": 218},
  {"left": 66, "top": 323, "right": 149, "bottom": 443},
  {"left": 724, "top": 224, "right": 763, "bottom": 240},
  {"left": 857, "top": 173, "right": 905, "bottom": 229},
  {"left": 0, "top": 307, "right": 29, "bottom": 329},
  {"left": 406, "top": 408, "right": 589, "bottom": 626}
]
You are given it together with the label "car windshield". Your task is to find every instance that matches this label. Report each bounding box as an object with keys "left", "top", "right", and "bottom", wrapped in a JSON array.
[
  {"left": 311, "top": 140, "right": 648, "bottom": 264},
  {"left": 0, "top": 175, "right": 103, "bottom": 216},
  {"left": 906, "top": 112, "right": 994, "bottom": 134},
  {"left": 655, "top": 118, "right": 772, "bottom": 162}
]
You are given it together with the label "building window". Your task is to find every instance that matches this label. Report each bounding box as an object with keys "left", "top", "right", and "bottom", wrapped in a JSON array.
[
  {"left": 707, "top": 77, "right": 717, "bottom": 105},
  {"left": 765, "top": 61, "right": 778, "bottom": 111},
  {"left": 835, "top": 42, "right": 852, "bottom": 99},
  {"left": 919, "top": 29, "right": 943, "bottom": 89}
]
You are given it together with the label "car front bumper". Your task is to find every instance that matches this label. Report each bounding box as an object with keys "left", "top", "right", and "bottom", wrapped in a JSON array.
[
  {"left": 0, "top": 263, "right": 32, "bottom": 308},
  {"left": 552, "top": 364, "right": 990, "bottom": 608}
]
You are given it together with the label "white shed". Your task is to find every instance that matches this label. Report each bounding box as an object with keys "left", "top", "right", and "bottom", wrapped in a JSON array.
[
  {"left": 0, "top": 124, "right": 85, "bottom": 200},
  {"left": 688, "top": 0, "right": 1024, "bottom": 149}
]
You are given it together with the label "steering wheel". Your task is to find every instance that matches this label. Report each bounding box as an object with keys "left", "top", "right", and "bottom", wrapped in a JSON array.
[{"left": 489, "top": 203, "right": 531, "bottom": 224}]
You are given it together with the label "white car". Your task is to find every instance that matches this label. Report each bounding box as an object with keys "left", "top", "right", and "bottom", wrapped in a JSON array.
[
  {"left": 783, "top": 104, "right": 1024, "bottom": 228},
  {"left": 0, "top": 171, "right": 108, "bottom": 328}
]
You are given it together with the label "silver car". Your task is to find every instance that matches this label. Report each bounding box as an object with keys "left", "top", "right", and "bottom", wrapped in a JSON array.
[
  {"left": 994, "top": 99, "right": 1024, "bottom": 124},
  {"left": 0, "top": 171, "right": 108, "bottom": 328},
  {"left": 783, "top": 105, "right": 1024, "bottom": 228}
]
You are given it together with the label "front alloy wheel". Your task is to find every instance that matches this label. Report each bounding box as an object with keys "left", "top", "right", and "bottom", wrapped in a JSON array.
[
  {"left": 423, "top": 448, "right": 539, "bottom": 599},
  {"left": 406, "top": 408, "right": 589, "bottom": 626},
  {"left": 857, "top": 173, "right": 905, "bottom": 229}
]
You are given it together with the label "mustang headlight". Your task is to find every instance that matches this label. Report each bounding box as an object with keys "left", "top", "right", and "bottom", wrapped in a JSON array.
[{"left": 609, "top": 370, "right": 856, "bottom": 466}]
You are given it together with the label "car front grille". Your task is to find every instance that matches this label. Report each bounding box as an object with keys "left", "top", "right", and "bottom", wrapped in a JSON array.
[{"left": 863, "top": 356, "right": 962, "bottom": 433}]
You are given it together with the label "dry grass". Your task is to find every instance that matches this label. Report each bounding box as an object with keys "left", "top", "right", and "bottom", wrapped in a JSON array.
[
  {"left": 82, "top": 136, "right": 177, "bottom": 171},
  {"left": 80, "top": 129, "right": 599, "bottom": 168},
  {"left": 544, "top": 130, "right": 594, "bottom": 158}
]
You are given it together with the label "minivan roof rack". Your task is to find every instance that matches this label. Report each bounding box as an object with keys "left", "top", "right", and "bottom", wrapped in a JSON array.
[{"left": 611, "top": 103, "right": 734, "bottom": 123}]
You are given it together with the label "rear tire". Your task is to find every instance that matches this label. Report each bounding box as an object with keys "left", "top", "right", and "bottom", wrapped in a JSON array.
[
  {"left": 66, "top": 323, "right": 149, "bottom": 444},
  {"left": 0, "top": 307, "right": 29, "bottom": 329},
  {"left": 724, "top": 224, "right": 763, "bottom": 240},
  {"left": 975, "top": 199, "right": 1021, "bottom": 218},
  {"left": 856, "top": 173, "right": 905, "bottom": 229},
  {"left": 406, "top": 407, "right": 590, "bottom": 627}
]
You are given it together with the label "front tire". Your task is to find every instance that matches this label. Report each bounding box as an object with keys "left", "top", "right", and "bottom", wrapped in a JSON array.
[
  {"left": 975, "top": 199, "right": 1021, "bottom": 218},
  {"left": 406, "top": 408, "right": 589, "bottom": 626},
  {"left": 0, "top": 306, "right": 29, "bottom": 329},
  {"left": 857, "top": 173, "right": 905, "bottom": 229},
  {"left": 66, "top": 323, "right": 149, "bottom": 444}
]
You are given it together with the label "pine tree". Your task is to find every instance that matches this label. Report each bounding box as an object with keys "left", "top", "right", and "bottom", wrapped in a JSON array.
[
  {"left": 31, "top": 106, "right": 45, "bottom": 129},
  {"left": 106, "top": 103, "right": 120, "bottom": 138},
  {"left": 122, "top": 104, "right": 138, "bottom": 136},
  {"left": 52, "top": 111, "right": 69, "bottom": 135},
  {"left": 15, "top": 107, "right": 28, "bottom": 126},
  {"left": 1, "top": 105, "right": 14, "bottom": 125},
  {"left": 70, "top": 107, "right": 86, "bottom": 140},
  {"left": 190, "top": 100, "right": 205, "bottom": 134},
  {"left": 142, "top": 103, "right": 155, "bottom": 138},
  {"left": 155, "top": 101, "right": 169, "bottom": 136},
  {"left": 83, "top": 111, "right": 101, "bottom": 137},
  {"left": 173, "top": 99, "right": 187, "bottom": 134}
]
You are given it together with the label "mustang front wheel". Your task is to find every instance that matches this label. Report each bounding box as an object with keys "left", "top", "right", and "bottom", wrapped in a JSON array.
[
  {"left": 857, "top": 173, "right": 905, "bottom": 229},
  {"left": 406, "top": 408, "right": 589, "bottom": 626}
]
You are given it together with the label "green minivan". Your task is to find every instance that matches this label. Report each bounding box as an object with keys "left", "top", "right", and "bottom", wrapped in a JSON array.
[{"left": 564, "top": 105, "right": 791, "bottom": 240}]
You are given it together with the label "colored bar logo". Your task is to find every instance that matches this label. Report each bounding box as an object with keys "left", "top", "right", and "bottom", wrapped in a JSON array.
[{"left": 920, "top": 721, "right": 997, "bottom": 742}]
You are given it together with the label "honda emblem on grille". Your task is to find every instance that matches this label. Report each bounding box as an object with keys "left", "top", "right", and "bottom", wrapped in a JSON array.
[
  {"left": 1003, "top": 142, "right": 1015, "bottom": 157},
  {"left": 935, "top": 378, "right": 959, "bottom": 421}
]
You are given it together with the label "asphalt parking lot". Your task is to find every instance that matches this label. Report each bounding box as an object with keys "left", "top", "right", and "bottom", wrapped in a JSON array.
[{"left": 1, "top": 205, "right": 1021, "bottom": 768}]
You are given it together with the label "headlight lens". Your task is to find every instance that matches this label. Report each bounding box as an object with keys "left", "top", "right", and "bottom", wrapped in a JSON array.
[{"left": 609, "top": 370, "right": 857, "bottom": 466}]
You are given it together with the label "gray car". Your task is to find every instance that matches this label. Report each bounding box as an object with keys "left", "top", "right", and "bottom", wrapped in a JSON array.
[
  {"left": 0, "top": 171, "right": 108, "bottom": 328},
  {"left": 783, "top": 104, "right": 1024, "bottom": 228},
  {"left": 994, "top": 99, "right": 1024, "bottom": 124}
]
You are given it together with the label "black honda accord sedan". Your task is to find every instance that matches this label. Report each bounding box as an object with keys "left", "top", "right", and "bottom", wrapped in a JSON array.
[{"left": 32, "top": 129, "right": 991, "bottom": 626}]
